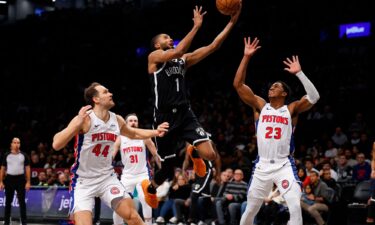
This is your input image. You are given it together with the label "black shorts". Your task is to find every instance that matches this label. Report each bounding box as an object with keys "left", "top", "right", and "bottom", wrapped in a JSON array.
[{"left": 153, "top": 106, "right": 210, "bottom": 159}]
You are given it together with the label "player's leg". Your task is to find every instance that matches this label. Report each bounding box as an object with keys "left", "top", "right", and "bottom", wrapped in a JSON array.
[
  {"left": 240, "top": 170, "right": 273, "bottom": 225},
  {"left": 113, "top": 179, "right": 136, "bottom": 225},
  {"left": 183, "top": 112, "right": 215, "bottom": 177},
  {"left": 74, "top": 211, "right": 94, "bottom": 225},
  {"left": 70, "top": 178, "right": 96, "bottom": 225},
  {"left": 274, "top": 159, "right": 302, "bottom": 225},
  {"left": 101, "top": 175, "right": 144, "bottom": 225}
]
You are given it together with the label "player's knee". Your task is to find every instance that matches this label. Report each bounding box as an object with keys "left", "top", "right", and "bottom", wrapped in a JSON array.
[{"left": 112, "top": 197, "right": 124, "bottom": 211}]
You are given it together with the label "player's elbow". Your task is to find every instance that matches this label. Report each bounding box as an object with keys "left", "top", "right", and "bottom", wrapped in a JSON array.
[{"left": 52, "top": 142, "right": 62, "bottom": 151}]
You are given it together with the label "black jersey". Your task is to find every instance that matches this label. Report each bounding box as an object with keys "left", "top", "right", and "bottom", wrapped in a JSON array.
[{"left": 150, "top": 58, "right": 190, "bottom": 111}]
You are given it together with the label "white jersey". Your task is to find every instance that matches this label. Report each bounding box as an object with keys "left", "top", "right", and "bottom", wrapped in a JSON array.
[
  {"left": 119, "top": 136, "right": 149, "bottom": 179},
  {"left": 71, "top": 111, "right": 120, "bottom": 179},
  {"left": 256, "top": 103, "right": 293, "bottom": 160}
]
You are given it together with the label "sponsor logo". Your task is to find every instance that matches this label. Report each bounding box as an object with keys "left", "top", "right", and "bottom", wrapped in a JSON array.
[
  {"left": 194, "top": 184, "right": 201, "bottom": 190},
  {"left": 281, "top": 180, "right": 289, "bottom": 189}
]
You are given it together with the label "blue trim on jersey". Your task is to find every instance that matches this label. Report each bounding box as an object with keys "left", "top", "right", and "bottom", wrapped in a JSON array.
[
  {"left": 288, "top": 155, "right": 300, "bottom": 184},
  {"left": 69, "top": 134, "right": 84, "bottom": 214},
  {"left": 290, "top": 134, "right": 295, "bottom": 155},
  {"left": 247, "top": 156, "right": 260, "bottom": 191}
]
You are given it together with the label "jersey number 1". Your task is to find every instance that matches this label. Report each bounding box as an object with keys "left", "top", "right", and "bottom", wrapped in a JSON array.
[{"left": 175, "top": 78, "right": 180, "bottom": 92}]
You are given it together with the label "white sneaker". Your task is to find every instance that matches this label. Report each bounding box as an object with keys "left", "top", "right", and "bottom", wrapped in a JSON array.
[
  {"left": 198, "top": 221, "right": 207, "bottom": 225},
  {"left": 177, "top": 223, "right": 185, "bottom": 225},
  {"left": 169, "top": 217, "right": 178, "bottom": 224},
  {"left": 155, "top": 217, "right": 165, "bottom": 223}
]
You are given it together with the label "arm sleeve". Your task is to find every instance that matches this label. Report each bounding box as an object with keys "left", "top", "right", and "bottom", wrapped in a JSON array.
[{"left": 296, "top": 71, "right": 320, "bottom": 104}]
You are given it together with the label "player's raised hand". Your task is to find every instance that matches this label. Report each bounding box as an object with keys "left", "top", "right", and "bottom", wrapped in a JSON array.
[
  {"left": 230, "top": 0, "right": 242, "bottom": 23},
  {"left": 192, "top": 6, "right": 207, "bottom": 28},
  {"left": 77, "top": 105, "right": 92, "bottom": 123},
  {"left": 156, "top": 122, "right": 169, "bottom": 137},
  {"left": 283, "top": 55, "right": 302, "bottom": 74},
  {"left": 244, "top": 37, "right": 261, "bottom": 57}
]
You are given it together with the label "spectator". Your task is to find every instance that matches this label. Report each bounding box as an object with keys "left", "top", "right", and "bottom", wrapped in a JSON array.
[
  {"left": 352, "top": 153, "right": 371, "bottom": 182},
  {"left": 331, "top": 126, "right": 348, "bottom": 147},
  {"left": 336, "top": 154, "right": 353, "bottom": 184},
  {"left": 300, "top": 169, "right": 330, "bottom": 225}
]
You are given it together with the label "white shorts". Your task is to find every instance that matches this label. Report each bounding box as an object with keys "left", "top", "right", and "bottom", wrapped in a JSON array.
[
  {"left": 248, "top": 157, "right": 300, "bottom": 199},
  {"left": 69, "top": 173, "right": 130, "bottom": 214},
  {"left": 120, "top": 173, "right": 149, "bottom": 194}
]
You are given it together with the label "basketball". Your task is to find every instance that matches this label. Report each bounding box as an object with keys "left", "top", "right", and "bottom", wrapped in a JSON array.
[{"left": 216, "top": 0, "right": 240, "bottom": 15}]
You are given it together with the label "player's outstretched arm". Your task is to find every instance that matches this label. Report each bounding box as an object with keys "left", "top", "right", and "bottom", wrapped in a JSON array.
[
  {"left": 148, "top": 6, "right": 205, "bottom": 71},
  {"left": 52, "top": 105, "right": 92, "bottom": 150},
  {"left": 183, "top": 4, "right": 242, "bottom": 68},
  {"left": 233, "top": 37, "right": 265, "bottom": 111},
  {"left": 284, "top": 55, "right": 320, "bottom": 114},
  {"left": 118, "top": 115, "right": 169, "bottom": 139},
  {"left": 144, "top": 138, "right": 162, "bottom": 169}
]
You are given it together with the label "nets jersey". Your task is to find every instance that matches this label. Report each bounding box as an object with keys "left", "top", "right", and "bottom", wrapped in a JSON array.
[
  {"left": 72, "top": 111, "right": 119, "bottom": 179},
  {"left": 119, "top": 136, "right": 149, "bottom": 178},
  {"left": 151, "top": 58, "right": 189, "bottom": 110},
  {"left": 256, "top": 103, "right": 293, "bottom": 159}
]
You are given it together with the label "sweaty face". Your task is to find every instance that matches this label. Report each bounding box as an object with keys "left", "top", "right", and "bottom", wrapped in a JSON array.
[
  {"left": 94, "top": 85, "right": 114, "bottom": 109},
  {"left": 126, "top": 115, "right": 139, "bottom": 128},
  {"left": 268, "top": 82, "right": 286, "bottom": 98},
  {"left": 156, "top": 34, "right": 174, "bottom": 50}
]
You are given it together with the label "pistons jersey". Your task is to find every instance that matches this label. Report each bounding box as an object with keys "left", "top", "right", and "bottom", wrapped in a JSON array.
[
  {"left": 151, "top": 58, "right": 189, "bottom": 110},
  {"left": 119, "top": 136, "right": 149, "bottom": 178},
  {"left": 256, "top": 103, "right": 293, "bottom": 159},
  {"left": 72, "top": 111, "right": 119, "bottom": 179}
]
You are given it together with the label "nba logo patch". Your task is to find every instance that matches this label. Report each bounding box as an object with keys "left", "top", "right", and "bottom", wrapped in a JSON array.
[
  {"left": 281, "top": 180, "right": 289, "bottom": 189},
  {"left": 111, "top": 187, "right": 120, "bottom": 195}
]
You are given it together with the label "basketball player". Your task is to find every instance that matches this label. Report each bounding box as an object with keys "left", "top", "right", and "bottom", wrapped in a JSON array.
[
  {"left": 52, "top": 82, "right": 168, "bottom": 225},
  {"left": 112, "top": 113, "right": 161, "bottom": 225},
  {"left": 144, "top": 4, "right": 241, "bottom": 208},
  {"left": 234, "top": 37, "right": 320, "bottom": 225}
]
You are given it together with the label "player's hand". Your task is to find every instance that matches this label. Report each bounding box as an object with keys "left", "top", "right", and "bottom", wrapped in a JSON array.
[
  {"left": 283, "top": 55, "right": 302, "bottom": 74},
  {"left": 226, "top": 194, "right": 234, "bottom": 201},
  {"left": 0, "top": 182, "right": 4, "bottom": 190},
  {"left": 192, "top": 6, "right": 207, "bottom": 28},
  {"left": 77, "top": 105, "right": 92, "bottom": 123},
  {"left": 244, "top": 37, "right": 261, "bottom": 57},
  {"left": 230, "top": 0, "right": 242, "bottom": 23},
  {"left": 156, "top": 122, "right": 169, "bottom": 137},
  {"left": 371, "top": 170, "right": 375, "bottom": 179}
]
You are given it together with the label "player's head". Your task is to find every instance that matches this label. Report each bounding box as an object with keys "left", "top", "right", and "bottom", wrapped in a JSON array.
[
  {"left": 268, "top": 81, "right": 291, "bottom": 101},
  {"left": 150, "top": 33, "right": 174, "bottom": 51},
  {"left": 84, "top": 82, "right": 114, "bottom": 109},
  {"left": 125, "top": 113, "right": 139, "bottom": 128}
]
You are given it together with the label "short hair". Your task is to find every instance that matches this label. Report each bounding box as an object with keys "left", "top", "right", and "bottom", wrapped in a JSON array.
[
  {"left": 275, "top": 80, "right": 292, "bottom": 99},
  {"left": 84, "top": 82, "right": 101, "bottom": 107},
  {"left": 150, "top": 34, "right": 163, "bottom": 51},
  {"left": 125, "top": 113, "right": 138, "bottom": 121}
]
